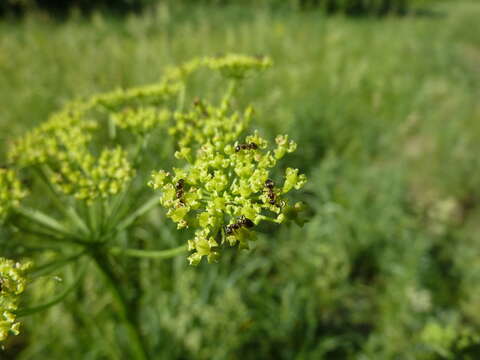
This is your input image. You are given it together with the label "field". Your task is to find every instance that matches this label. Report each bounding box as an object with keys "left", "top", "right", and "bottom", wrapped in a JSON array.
[{"left": 1, "top": 1, "right": 480, "bottom": 358}]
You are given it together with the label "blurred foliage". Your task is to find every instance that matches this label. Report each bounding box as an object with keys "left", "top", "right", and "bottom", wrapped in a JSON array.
[
  {"left": 0, "top": 0, "right": 438, "bottom": 17},
  {"left": 1, "top": 0, "right": 480, "bottom": 359}
]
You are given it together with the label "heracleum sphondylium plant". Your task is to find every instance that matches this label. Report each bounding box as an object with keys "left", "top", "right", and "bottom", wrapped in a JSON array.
[{"left": 0, "top": 54, "right": 308, "bottom": 357}]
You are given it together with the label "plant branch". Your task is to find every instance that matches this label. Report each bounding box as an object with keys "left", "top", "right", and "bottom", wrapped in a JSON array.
[
  {"left": 109, "top": 244, "right": 187, "bottom": 259},
  {"left": 15, "top": 206, "right": 86, "bottom": 243},
  {"left": 29, "top": 250, "right": 86, "bottom": 278},
  {"left": 114, "top": 195, "right": 160, "bottom": 233},
  {"left": 92, "top": 251, "right": 149, "bottom": 360}
]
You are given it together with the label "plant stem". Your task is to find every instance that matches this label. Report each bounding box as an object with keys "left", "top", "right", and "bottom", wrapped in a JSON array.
[
  {"left": 29, "top": 250, "right": 86, "bottom": 278},
  {"left": 109, "top": 244, "right": 187, "bottom": 259},
  {"left": 34, "top": 165, "right": 90, "bottom": 236},
  {"left": 15, "top": 206, "right": 86, "bottom": 243},
  {"left": 91, "top": 251, "right": 149, "bottom": 360},
  {"left": 115, "top": 195, "right": 160, "bottom": 233}
]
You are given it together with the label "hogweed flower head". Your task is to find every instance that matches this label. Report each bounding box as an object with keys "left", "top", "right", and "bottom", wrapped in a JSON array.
[
  {"left": 0, "top": 258, "right": 31, "bottom": 342},
  {"left": 49, "top": 147, "right": 135, "bottom": 203},
  {"left": 150, "top": 99, "right": 307, "bottom": 265},
  {"left": 7, "top": 98, "right": 138, "bottom": 203},
  {"left": 8, "top": 103, "right": 97, "bottom": 167},
  {"left": 169, "top": 99, "right": 254, "bottom": 151}
]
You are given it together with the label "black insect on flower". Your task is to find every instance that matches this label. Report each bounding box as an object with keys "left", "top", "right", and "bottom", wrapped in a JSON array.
[
  {"left": 225, "top": 216, "right": 255, "bottom": 235},
  {"left": 265, "top": 179, "right": 274, "bottom": 189},
  {"left": 235, "top": 142, "right": 258, "bottom": 152},
  {"left": 264, "top": 179, "right": 277, "bottom": 205},
  {"left": 238, "top": 216, "right": 254, "bottom": 228},
  {"left": 175, "top": 179, "right": 186, "bottom": 205},
  {"left": 175, "top": 179, "right": 185, "bottom": 191}
]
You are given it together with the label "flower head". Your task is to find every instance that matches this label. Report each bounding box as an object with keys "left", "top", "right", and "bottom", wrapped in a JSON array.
[
  {"left": 150, "top": 99, "right": 306, "bottom": 265},
  {"left": 49, "top": 147, "right": 135, "bottom": 203},
  {"left": 204, "top": 54, "right": 272, "bottom": 79}
]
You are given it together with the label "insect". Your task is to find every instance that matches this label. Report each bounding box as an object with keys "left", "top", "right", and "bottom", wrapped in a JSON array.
[
  {"left": 175, "top": 179, "right": 185, "bottom": 205},
  {"left": 225, "top": 216, "right": 255, "bottom": 235},
  {"left": 264, "top": 179, "right": 277, "bottom": 205},
  {"left": 238, "top": 216, "right": 255, "bottom": 228},
  {"left": 235, "top": 142, "right": 258, "bottom": 152}
]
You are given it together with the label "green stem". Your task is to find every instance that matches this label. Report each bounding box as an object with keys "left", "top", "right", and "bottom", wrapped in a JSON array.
[
  {"left": 29, "top": 250, "right": 86, "bottom": 278},
  {"left": 221, "top": 79, "right": 239, "bottom": 110},
  {"left": 115, "top": 195, "right": 160, "bottom": 233},
  {"left": 15, "top": 206, "right": 85, "bottom": 243},
  {"left": 109, "top": 244, "right": 187, "bottom": 259},
  {"left": 21, "top": 227, "right": 84, "bottom": 248},
  {"left": 35, "top": 165, "right": 90, "bottom": 236},
  {"left": 176, "top": 84, "right": 186, "bottom": 112},
  {"left": 92, "top": 251, "right": 149, "bottom": 360},
  {"left": 88, "top": 200, "right": 101, "bottom": 241}
]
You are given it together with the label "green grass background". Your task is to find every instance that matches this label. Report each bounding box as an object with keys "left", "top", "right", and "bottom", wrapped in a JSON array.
[{"left": 1, "top": 1, "right": 480, "bottom": 358}]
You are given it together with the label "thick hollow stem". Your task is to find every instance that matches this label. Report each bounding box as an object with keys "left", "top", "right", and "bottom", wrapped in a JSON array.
[{"left": 91, "top": 251, "right": 149, "bottom": 360}]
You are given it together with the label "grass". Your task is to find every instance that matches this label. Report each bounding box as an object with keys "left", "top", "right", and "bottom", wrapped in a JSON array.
[{"left": 1, "top": 1, "right": 480, "bottom": 358}]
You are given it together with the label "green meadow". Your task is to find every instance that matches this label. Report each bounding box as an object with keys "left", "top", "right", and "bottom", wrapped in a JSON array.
[{"left": 1, "top": 1, "right": 480, "bottom": 358}]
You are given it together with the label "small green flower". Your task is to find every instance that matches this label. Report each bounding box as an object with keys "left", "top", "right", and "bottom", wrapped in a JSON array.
[
  {"left": 0, "top": 169, "right": 27, "bottom": 222},
  {"left": 0, "top": 258, "right": 31, "bottom": 342}
]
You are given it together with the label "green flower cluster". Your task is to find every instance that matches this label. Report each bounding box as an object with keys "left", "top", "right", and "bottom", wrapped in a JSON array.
[
  {"left": 203, "top": 54, "right": 272, "bottom": 79},
  {"left": 0, "top": 169, "right": 27, "bottom": 222},
  {"left": 8, "top": 103, "right": 135, "bottom": 203},
  {"left": 8, "top": 103, "right": 96, "bottom": 167},
  {"left": 0, "top": 258, "right": 31, "bottom": 342},
  {"left": 92, "top": 82, "right": 181, "bottom": 110},
  {"left": 7, "top": 54, "right": 273, "bottom": 208},
  {"left": 150, "top": 102, "right": 307, "bottom": 265},
  {"left": 111, "top": 107, "right": 171, "bottom": 135},
  {"left": 49, "top": 147, "right": 135, "bottom": 202},
  {"left": 163, "top": 54, "right": 272, "bottom": 82},
  {"left": 169, "top": 98, "right": 254, "bottom": 150}
]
